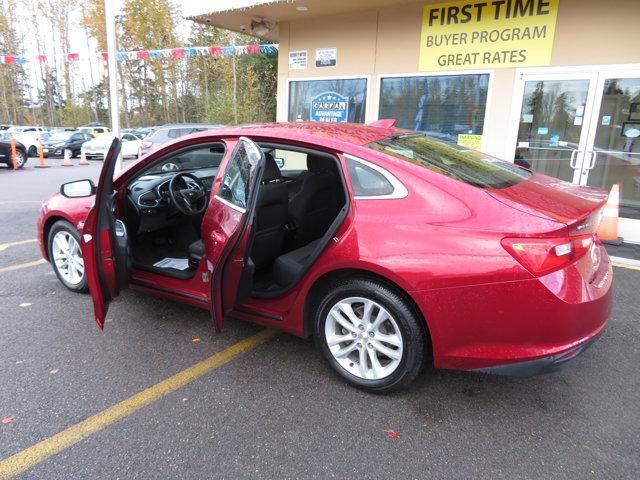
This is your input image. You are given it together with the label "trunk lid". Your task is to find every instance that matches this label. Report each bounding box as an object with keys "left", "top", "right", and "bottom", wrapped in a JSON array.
[{"left": 487, "top": 173, "right": 608, "bottom": 229}]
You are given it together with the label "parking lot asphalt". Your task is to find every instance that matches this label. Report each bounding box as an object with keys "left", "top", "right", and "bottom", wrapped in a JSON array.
[{"left": 0, "top": 159, "right": 639, "bottom": 479}]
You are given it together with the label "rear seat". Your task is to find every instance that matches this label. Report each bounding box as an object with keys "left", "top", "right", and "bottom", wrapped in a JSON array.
[{"left": 272, "top": 239, "right": 321, "bottom": 286}]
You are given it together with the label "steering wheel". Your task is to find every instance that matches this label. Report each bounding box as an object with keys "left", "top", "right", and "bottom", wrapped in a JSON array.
[{"left": 168, "top": 173, "right": 207, "bottom": 215}]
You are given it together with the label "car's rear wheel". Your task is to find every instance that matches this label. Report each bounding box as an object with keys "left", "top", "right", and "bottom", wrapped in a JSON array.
[
  {"left": 27, "top": 145, "right": 37, "bottom": 157},
  {"left": 314, "top": 278, "right": 427, "bottom": 393},
  {"left": 48, "top": 220, "right": 87, "bottom": 293}
]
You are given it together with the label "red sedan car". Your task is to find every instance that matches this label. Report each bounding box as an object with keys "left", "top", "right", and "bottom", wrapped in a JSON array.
[{"left": 37, "top": 122, "right": 612, "bottom": 392}]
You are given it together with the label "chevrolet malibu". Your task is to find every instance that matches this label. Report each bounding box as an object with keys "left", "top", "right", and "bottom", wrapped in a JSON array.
[{"left": 37, "top": 122, "right": 612, "bottom": 392}]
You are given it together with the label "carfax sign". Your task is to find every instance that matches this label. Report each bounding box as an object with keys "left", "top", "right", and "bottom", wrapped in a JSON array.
[
  {"left": 419, "top": 0, "right": 559, "bottom": 70},
  {"left": 310, "top": 92, "right": 349, "bottom": 123}
]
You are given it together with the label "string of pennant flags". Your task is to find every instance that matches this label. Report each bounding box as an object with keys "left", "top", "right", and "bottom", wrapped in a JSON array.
[{"left": 0, "top": 43, "right": 279, "bottom": 65}]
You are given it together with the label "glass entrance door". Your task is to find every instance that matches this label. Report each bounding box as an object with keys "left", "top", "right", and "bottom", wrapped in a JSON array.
[
  {"left": 514, "top": 73, "right": 598, "bottom": 183},
  {"left": 584, "top": 72, "right": 640, "bottom": 241},
  {"left": 513, "top": 68, "right": 640, "bottom": 243}
]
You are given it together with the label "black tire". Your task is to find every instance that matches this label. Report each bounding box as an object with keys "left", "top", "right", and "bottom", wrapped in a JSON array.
[
  {"left": 314, "top": 277, "right": 427, "bottom": 393},
  {"left": 47, "top": 220, "right": 88, "bottom": 293},
  {"left": 27, "top": 145, "right": 37, "bottom": 157}
]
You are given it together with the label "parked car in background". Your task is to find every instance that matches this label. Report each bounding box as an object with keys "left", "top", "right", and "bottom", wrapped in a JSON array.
[
  {"left": 37, "top": 122, "right": 612, "bottom": 392},
  {"left": 0, "top": 138, "right": 27, "bottom": 168},
  {"left": 78, "top": 125, "right": 110, "bottom": 137},
  {"left": 132, "top": 127, "right": 155, "bottom": 138},
  {"left": 81, "top": 132, "right": 142, "bottom": 160},
  {"left": 41, "top": 131, "right": 93, "bottom": 158},
  {"left": 12, "top": 130, "right": 49, "bottom": 157},
  {"left": 139, "top": 123, "right": 223, "bottom": 155}
]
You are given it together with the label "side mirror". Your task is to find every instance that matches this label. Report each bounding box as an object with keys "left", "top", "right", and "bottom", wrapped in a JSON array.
[
  {"left": 60, "top": 179, "right": 96, "bottom": 198},
  {"left": 275, "top": 157, "right": 285, "bottom": 168}
]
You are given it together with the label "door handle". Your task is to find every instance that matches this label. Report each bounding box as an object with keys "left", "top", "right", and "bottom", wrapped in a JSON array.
[
  {"left": 586, "top": 151, "right": 597, "bottom": 170},
  {"left": 569, "top": 149, "right": 583, "bottom": 169}
]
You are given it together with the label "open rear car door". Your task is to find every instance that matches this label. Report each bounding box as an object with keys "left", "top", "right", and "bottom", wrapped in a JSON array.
[
  {"left": 204, "top": 137, "right": 265, "bottom": 332},
  {"left": 81, "top": 138, "right": 131, "bottom": 329}
]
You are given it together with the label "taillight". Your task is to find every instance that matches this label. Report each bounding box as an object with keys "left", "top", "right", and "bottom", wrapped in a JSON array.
[
  {"left": 141, "top": 142, "right": 152, "bottom": 148},
  {"left": 501, "top": 234, "right": 594, "bottom": 276}
]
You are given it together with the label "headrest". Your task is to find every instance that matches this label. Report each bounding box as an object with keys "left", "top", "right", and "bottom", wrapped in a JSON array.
[
  {"left": 307, "top": 155, "right": 333, "bottom": 173},
  {"left": 263, "top": 152, "right": 282, "bottom": 182}
]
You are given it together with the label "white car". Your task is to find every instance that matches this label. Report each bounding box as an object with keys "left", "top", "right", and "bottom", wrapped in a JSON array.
[
  {"left": 81, "top": 133, "right": 142, "bottom": 160},
  {"left": 2, "top": 127, "right": 46, "bottom": 157}
]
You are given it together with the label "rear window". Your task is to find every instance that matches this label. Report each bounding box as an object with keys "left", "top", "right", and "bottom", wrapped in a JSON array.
[{"left": 368, "top": 134, "right": 530, "bottom": 189}]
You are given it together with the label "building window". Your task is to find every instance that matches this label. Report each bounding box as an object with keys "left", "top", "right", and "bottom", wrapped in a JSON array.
[
  {"left": 288, "top": 78, "right": 368, "bottom": 123},
  {"left": 378, "top": 74, "right": 489, "bottom": 143}
]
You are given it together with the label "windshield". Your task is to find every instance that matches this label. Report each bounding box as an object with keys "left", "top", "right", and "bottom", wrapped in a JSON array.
[
  {"left": 368, "top": 134, "right": 531, "bottom": 189},
  {"left": 146, "top": 145, "right": 226, "bottom": 174},
  {"left": 48, "top": 132, "right": 73, "bottom": 142}
]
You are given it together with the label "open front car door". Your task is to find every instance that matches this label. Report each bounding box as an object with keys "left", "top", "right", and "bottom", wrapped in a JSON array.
[
  {"left": 203, "top": 136, "right": 265, "bottom": 333},
  {"left": 81, "top": 138, "right": 131, "bottom": 329}
]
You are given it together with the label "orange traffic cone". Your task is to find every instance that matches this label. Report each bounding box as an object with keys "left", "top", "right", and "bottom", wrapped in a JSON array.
[
  {"left": 62, "top": 148, "right": 73, "bottom": 167},
  {"left": 35, "top": 138, "right": 50, "bottom": 168},
  {"left": 79, "top": 150, "right": 89, "bottom": 165},
  {"left": 9, "top": 134, "right": 18, "bottom": 170},
  {"left": 598, "top": 184, "right": 623, "bottom": 245}
]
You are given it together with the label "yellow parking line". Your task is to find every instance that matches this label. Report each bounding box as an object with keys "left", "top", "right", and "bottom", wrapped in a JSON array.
[
  {"left": 0, "top": 239, "right": 38, "bottom": 253},
  {"left": 612, "top": 262, "right": 640, "bottom": 271},
  {"left": 0, "top": 258, "right": 47, "bottom": 274},
  {"left": 0, "top": 328, "right": 277, "bottom": 479}
]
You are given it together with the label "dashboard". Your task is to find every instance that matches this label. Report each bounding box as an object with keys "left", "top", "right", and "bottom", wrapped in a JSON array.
[{"left": 126, "top": 167, "right": 218, "bottom": 233}]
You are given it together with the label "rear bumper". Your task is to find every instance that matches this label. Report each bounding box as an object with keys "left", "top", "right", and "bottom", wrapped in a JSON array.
[
  {"left": 472, "top": 331, "right": 603, "bottom": 377},
  {"left": 415, "top": 244, "right": 613, "bottom": 374}
]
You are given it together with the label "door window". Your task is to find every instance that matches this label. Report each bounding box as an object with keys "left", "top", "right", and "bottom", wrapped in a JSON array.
[
  {"left": 218, "top": 143, "right": 252, "bottom": 209},
  {"left": 588, "top": 78, "right": 640, "bottom": 219},
  {"left": 516, "top": 79, "right": 590, "bottom": 181}
]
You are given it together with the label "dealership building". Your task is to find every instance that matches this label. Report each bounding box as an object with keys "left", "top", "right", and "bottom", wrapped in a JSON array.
[{"left": 190, "top": 0, "right": 640, "bottom": 244}]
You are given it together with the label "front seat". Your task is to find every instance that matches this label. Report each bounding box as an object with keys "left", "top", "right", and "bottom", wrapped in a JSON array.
[
  {"left": 250, "top": 153, "right": 288, "bottom": 268},
  {"left": 288, "top": 155, "right": 340, "bottom": 246}
]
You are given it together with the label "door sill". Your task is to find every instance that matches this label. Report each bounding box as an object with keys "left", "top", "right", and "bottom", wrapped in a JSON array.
[{"left": 130, "top": 278, "right": 208, "bottom": 304}]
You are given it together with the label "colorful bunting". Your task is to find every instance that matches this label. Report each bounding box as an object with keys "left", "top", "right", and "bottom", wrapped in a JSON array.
[{"left": 0, "top": 44, "right": 279, "bottom": 66}]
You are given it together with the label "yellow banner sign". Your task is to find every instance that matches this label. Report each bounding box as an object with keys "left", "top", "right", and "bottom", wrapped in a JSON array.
[{"left": 419, "top": 0, "right": 559, "bottom": 71}]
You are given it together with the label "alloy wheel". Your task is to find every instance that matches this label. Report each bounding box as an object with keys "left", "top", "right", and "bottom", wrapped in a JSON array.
[
  {"left": 14, "top": 151, "right": 26, "bottom": 167},
  {"left": 51, "top": 231, "right": 84, "bottom": 286},
  {"left": 324, "top": 296, "right": 403, "bottom": 380}
]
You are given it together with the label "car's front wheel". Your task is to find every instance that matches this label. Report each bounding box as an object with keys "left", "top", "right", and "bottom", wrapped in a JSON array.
[
  {"left": 12, "top": 149, "right": 27, "bottom": 168},
  {"left": 48, "top": 220, "right": 88, "bottom": 293},
  {"left": 27, "top": 145, "right": 37, "bottom": 157},
  {"left": 314, "top": 278, "right": 427, "bottom": 393}
]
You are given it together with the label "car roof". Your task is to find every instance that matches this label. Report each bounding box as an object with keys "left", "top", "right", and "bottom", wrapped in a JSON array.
[{"left": 188, "top": 122, "right": 405, "bottom": 148}]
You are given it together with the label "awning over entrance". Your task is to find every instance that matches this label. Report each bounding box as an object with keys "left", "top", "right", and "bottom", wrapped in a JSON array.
[{"left": 186, "top": 0, "right": 426, "bottom": 41}]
